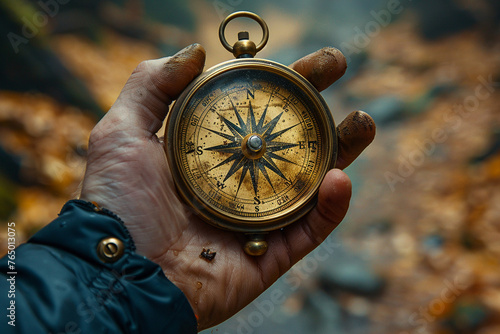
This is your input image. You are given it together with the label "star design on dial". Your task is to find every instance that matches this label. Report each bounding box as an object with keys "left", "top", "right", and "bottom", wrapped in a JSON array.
[{"left": 204, "top": 99, "right": 299, "bottom": 196}]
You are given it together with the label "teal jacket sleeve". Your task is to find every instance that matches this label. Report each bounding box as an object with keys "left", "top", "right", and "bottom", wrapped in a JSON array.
[{"left": 0, "top": 200, "right": 197, "bottom": 333}]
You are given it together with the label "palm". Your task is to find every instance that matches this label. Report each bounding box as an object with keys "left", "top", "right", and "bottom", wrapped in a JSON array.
[
  {"left": 82, "top": 128, "right": 297, "bottom": 328},
  {"left": 80, "top": 44, "right": 375, "bottom": 330}
]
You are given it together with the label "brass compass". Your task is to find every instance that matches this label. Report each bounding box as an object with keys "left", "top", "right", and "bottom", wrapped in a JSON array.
[{"left": 165, "top": 11, "right": 337, "bottom": 256}]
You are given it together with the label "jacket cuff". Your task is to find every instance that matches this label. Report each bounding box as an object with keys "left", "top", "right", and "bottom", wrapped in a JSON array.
[{"left": 28, "top": 199, "right": 198, "bottom": 333}]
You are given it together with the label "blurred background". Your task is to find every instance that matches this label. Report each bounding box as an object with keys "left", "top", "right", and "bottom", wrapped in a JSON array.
[{"left": 1, "top": 0, "right": 499, "bottom": 333}]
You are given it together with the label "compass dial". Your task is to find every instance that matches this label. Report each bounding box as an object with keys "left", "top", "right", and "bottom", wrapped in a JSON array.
[{"left": 166, "top": 60, "right": 336, "bottom": 232}]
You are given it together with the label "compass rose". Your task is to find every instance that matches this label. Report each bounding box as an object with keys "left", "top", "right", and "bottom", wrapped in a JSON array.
[{"left": 204, "top": 100, "right": 299, "bottom": 196}]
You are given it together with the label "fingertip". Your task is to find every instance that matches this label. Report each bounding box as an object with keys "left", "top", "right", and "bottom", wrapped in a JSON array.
[
  {"left": 318, "top": 46, "right": 347, "bottom": 79},
  {"left": 142, "top": 43, "right": 206, "bottom": 100},
  {"left": 290, "top": 47, "right": 347, "bottom": 92},
  {"left": 186, "top": 43, "right": 206, "bottom": 55},
  {"left": 106, "top": 44, "right": 206, "bottom": 135},
  {"left": 335, "top": 110, "right": 376, "bottom": 170},
  {"left": 176, "top": 43, "right": 206, "bottom": 73}
]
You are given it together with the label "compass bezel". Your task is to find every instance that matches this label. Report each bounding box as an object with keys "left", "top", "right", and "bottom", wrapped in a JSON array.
[{"left": 165, "top": 58, "right": 337, "bottom": 233}]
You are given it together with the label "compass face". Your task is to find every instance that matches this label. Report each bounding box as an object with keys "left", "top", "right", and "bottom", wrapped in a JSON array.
[{"left": 166, "top": 60, "right": 336, "bottom": 231}]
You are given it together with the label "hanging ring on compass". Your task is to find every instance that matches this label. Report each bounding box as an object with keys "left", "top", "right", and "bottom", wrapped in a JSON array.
[{"left": 219, "top": 11, "right": 269, "bottom": 54}]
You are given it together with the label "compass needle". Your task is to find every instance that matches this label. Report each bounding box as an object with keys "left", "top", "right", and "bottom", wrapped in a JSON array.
[
  {"left": 218, "top": 113, "right": 246, "bottom": 138},
  {"left": 258, "top": 161, "right": 275, "bottom": 192},
  {"left": 261, "top": 155, "right": 288, "bottom": 182},
  {"left": 228, "top": 97, "right": 247, "bottom": 133},
  {"left": 235, "top": 163, "right": 249, "bottom": 196},
  {"left": 202, "top": 126, "right": 235, "bottom": 141},
  {"left": 266, "top": 141, "right": 299, "bottom": 152},
  {"left": 265, "top": 123, "right": 299, "bottom": 142},
  {"left": 205, "top": 141, "right": 240, "bottom": 153},
  {"left": 249, "top": 160, "right": 259, "bottom": 196},
  {"left": 262, "top": 112, "right": 282, "bottom": 137},
  {"left": 256, "top": 87, "right": 275, "bottom": 133},
  {"left": 208, "top": 153, "right": 242, "bottom": 172},
  {"left": 256, "top": 104, "right": 268, "bottom": 133},
  {"left": 266, "top": 152, "right": 297, "bottom": 166},
  {"left": 223, "top": 155, "right": 247, "bottom": 182},
  {"left": 248, "top": 101, "right": 258, "bottom": 133}
]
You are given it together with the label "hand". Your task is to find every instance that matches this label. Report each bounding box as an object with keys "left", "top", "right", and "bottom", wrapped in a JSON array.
[{"left": 80, "top": 44, "right": 375, "bottom": 330}]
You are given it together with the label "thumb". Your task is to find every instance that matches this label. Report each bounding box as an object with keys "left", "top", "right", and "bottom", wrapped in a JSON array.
[{"left": 100, "top": 44, "right": 206, "bottom": 137}]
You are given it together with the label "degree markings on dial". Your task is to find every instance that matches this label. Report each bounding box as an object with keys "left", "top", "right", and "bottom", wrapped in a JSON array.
[{"left": 281, "top": 93, "right": 293, "bottom": 109}]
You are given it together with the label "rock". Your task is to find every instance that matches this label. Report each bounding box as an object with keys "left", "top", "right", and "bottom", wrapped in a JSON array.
[{"left": 319, "top": 260, "right": 385, "bottom": 297}]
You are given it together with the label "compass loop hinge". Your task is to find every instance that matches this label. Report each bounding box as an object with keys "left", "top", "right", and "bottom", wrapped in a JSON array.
[{"left": 233, "top": 31, "right": 257, "bottom": 58}]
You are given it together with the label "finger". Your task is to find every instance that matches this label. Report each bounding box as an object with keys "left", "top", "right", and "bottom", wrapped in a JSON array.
[
  {"left": 106, "top": 43, "right": 206, "bottom": 135},
  {"left": 335, "top": 111, "right": 376, "bottom": 170},
  {"left": 262, "top": 169, "right": 351, "bottom": 279},
  {"left": 289, "top": 47, "right": 347, "bottom": 92}
]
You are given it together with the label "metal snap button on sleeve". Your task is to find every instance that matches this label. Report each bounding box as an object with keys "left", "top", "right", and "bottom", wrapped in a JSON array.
[{"left": 97, "top": 237, "right": 125, "bottom": 263}]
